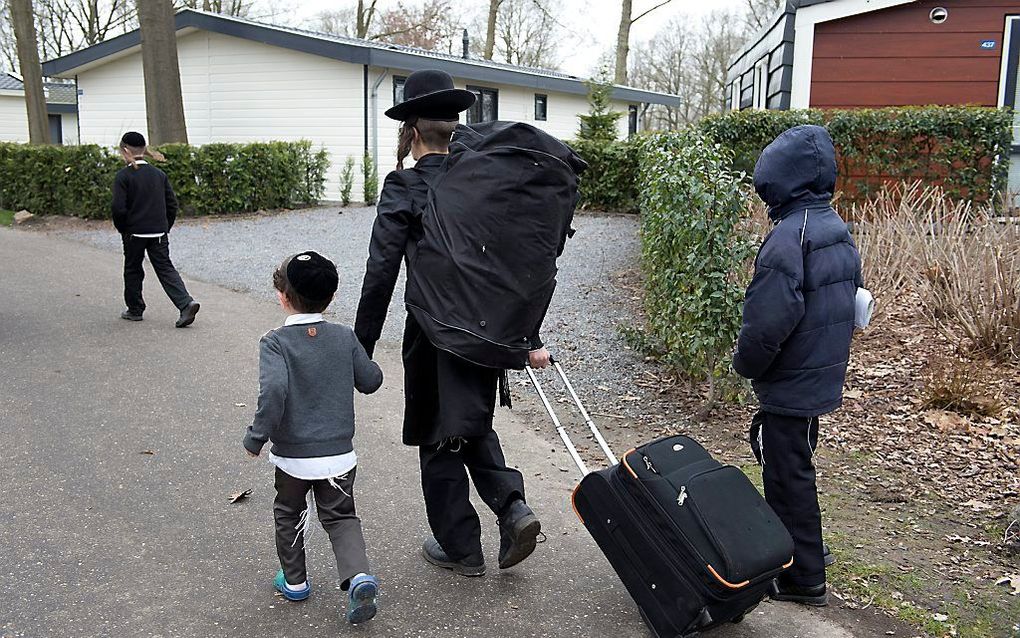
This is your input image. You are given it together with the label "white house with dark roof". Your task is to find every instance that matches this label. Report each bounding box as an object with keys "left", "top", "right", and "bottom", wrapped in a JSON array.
[
  {"left": 41, "top": 9, "right": 679, "bottom": 200},
  {"left": 0, "top": 72, "right": 79, "bottom": 144}
]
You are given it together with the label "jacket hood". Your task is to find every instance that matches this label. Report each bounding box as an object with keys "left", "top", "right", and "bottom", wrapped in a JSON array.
[{"left": 753, "top": 125, "right": 836, "bottom": 220}]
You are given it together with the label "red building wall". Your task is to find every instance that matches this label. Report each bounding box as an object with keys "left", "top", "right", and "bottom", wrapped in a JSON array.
[{"left": 811, "top": 0, "right": 1016, "bottom": 108}]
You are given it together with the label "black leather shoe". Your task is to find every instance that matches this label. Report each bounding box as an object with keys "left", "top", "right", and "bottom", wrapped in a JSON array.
[
  {"left": 823, "top": 543, "right": 835, "bottom": 567},
  {"left": 422, "top": 537, "right": 485, "bottom": 577},
  {"left": 175, "top": 301, "right": 200, "bottom": 328},
  {"left": 770, "top": 581, "right": 828, "bottom": 607},
  {"left": 498, "top": 499, "right": 542, "bottom": 569},
  {"left": 121, "top": 310, "right": 143, "bottom": 321}
]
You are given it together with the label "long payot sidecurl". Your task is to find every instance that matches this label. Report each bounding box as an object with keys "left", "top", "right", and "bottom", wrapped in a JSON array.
[{"left": 396, "top": 118, "right": 418, "bottom": 170}]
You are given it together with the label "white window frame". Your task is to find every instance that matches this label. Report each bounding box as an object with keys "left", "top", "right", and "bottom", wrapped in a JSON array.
[
  {"left": 730, "top": 81, "right": 740, "bottom": 110},
  {"left": 753, "top": 58, "right": 769, "bottom": 109}
]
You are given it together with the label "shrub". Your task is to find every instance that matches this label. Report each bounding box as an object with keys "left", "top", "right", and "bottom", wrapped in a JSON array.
[
  {"left": 922, "top": 354, "right": 1002, "bottom": 417},
  {"left": 0, "top": 140, "right": 328, "bottom": 218},
  {"left": 0, "top": 144, "right": 120, "bottom": 218},
  {"left": 339, "top": 156, "right": 355, "bottom": 206},
  {"left": 637, "top": 130, "right": 757, "bottom": 416},
  {"left": 578, "top": 80, "right": 622, "bottom": 143},
  {"left": 362, "top": 151, "right": 378, "bottom": 206},
  {"left": 572, "top": 137, "right": 640, "bottom": 213},
  {"left": 698, "top": 107, "right": 1013, "bottom": 207}
]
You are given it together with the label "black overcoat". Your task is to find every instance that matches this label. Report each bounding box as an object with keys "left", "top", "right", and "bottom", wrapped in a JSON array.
[{"left": 354, "top": 153, "right": 499, "bottom": 446}]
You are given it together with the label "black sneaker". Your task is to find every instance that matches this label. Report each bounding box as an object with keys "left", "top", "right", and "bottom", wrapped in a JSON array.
[
  {"left": 770, "top": 581, "right": 828, "bottom": 607},
  {"left": 421, "top": 537, "right": 485, "bottom": 577},
  {"left": 498, "top": 499, "right": 542, "bottom": 569},
  {"left": 824, "top": 543, "right": 835, "bottom": 567},
  {"left": 121, "top": 310, "right": 143, "bottom": 321},
  {"left": 175, "top": 301, "right": 200, "bottom": 328}
]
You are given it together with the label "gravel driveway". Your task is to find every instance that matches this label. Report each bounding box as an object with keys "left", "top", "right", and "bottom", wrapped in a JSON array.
[{"left": 51, "top": 205, "right": 644, "bottom": 401}]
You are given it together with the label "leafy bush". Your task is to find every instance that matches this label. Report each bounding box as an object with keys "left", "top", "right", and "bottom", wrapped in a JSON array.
[
  {"left": 698, "top": 107, "right": 1012, "bottom": 206},
  {"left": 339, "top": 156, "right": 355, "bottom": 206},
  {"left": 0, "top": 144, "right": 120, "bottom": 217},
  {"left": 637, "top": 130, "right": 757, "bottom": 416},
  {"left": 362, "top": 151, "right": 378, "bottom": 206},
  {"left": 572, "top": 137, "right": 640, "bottom": 213},
  {"left": 0, "top": 140, "right": 328, "bottom": 218}
]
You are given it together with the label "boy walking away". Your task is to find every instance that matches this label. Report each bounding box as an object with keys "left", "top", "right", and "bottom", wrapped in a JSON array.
[
  {"left": 733, "top": 125, "right": 862, "bottom": 608},
  {"left": 112, "top": 131, "right": 200, "bottom": 327},
  {"left": 244, "top": 251, "right": 383, "bottom": 624}
]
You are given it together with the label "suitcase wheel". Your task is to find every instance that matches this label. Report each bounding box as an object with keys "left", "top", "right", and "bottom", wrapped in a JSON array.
[{"left": 732, "top": 614, "right": 745, "bottom": 624}]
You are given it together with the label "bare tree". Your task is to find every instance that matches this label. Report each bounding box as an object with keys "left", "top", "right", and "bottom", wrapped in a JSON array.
[
  {"left": 374, "top": 0, "right": 457, "bottom": 51},
  {"left": 136, "top": 0, "right": 187, "bottom": 143},
  {"left": 483, "top": 0, "right": 500, "bottom": 60},
  {"left": 9, "top": 0, "right": 49, "bottom": 143},
  {"left": 468, "top": 0, "right": 561, "bottom": 68},
  {"left": 33, "top": 0, "right": 134, "bottom": 61},
  {"left": 744, "top": 0, "right": 782, "bottom": 31},
  {"left": 355, "top": 0, "right": 377, "bottom": 38},
  {"left": 614, "top": 0, "right": 672, "bottom": 85},
  {"left": 693, "top": 10, "right": 744, "bottom": 114}
]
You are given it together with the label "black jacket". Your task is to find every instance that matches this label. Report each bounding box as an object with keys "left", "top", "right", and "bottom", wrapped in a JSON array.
[
  {"left": 733, "top": 125, "right": 862, "bottom": 417},
  {"left": 111, "top": 163, "right": 179, "bottom": 235}
]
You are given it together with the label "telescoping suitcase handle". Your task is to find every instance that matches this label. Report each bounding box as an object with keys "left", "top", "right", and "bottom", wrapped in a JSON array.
[{"left": 525, "top": 356, "right": 618, "bottom": 476}]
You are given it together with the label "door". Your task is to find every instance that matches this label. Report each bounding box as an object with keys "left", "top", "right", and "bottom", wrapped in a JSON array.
[{"left": 47, "top": 114, "right": 62, "bottom": 145}]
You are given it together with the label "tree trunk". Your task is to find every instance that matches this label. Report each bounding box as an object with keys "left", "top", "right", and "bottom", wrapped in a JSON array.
[
  {"left": 614, "top": 0, "right": 632, "bottom": 85},
  {"left": 136, "top": 0, "right": 188, "bottom": 144},
  {"left": 356, "top": 0, "right": 377, "bottom": 39},
  {"left": 10, "top": 0, "right": 49, "bottom": 144},
  {"left": 483, "top": 0, "right": 499, "bottom": 60}
]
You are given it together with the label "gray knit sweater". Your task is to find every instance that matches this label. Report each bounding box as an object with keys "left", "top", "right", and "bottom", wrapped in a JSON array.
[{"left": 243, "top": 321, "right": 383, "bottom": 458}]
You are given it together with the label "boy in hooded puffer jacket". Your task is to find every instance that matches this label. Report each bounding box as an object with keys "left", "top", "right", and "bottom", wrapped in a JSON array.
[{"left": 733, "top": 125, "right": 863, "bottom": 607}]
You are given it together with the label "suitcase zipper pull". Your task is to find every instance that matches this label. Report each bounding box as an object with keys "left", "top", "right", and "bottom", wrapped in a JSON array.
[
  {"left": 677, "top": 486, "right": 688, "bottom": 507},
  {"left": 643, "top": 455, "right": 658, "bottom": 474}
]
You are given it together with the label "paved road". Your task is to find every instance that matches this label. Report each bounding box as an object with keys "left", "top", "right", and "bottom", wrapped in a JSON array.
[{"left": 0, "top": 229, "right": 866, "bottom": 638}]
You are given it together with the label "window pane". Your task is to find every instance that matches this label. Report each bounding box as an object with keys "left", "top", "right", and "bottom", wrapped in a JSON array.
[
  {"left": 535, "top": 94, "right": 547, "bottom": 120},
  {"left": 393, "top": 76, "right": 406, "bottom": 105},
  {"left": 482, "top": 90, "right": 497, "bottom": 121}
]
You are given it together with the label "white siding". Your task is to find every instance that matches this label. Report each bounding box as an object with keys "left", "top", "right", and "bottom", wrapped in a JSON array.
[
  {"left": 77, "top": 30, "right": 364, "bottom": 200},
  {"left": 0, "top": 93, "right": 29, "bottom": 142}
]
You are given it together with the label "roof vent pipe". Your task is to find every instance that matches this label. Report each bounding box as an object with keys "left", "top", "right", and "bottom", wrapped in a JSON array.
[{"left": 462, "top": 29, "right": 469, "bottom": 59}]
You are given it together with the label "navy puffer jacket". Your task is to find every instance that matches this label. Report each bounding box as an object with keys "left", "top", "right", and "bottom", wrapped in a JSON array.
[{"left": 733, "top": 125, "right": 862, "bottom": 417}]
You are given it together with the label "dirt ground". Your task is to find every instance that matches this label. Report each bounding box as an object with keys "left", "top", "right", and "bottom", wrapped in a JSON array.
[{"left": 521, "top": 265, "right": 1020, "bottom": 638}]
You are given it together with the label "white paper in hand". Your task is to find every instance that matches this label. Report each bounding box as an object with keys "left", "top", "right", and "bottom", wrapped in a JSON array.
[{"left": 855, "top": 287, "right": 875, "bottom": 330}]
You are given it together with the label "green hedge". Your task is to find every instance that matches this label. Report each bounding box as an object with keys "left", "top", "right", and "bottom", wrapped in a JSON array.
[
  {"left": 0, "top": 140, "right": 329, "bottom": 218},
  {"left": 637, "top": 130, "right": 756, "bottom": 413},
  {"left": 572, "top": 137, "right": 640, "bottom": 213},
  {"left": 697, "top": 107, "right": 1012, "bottom": 205}
]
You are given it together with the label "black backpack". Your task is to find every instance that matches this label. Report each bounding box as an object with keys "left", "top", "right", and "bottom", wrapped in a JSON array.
[{"left": 404, "top": 121, "right": 587, "bottom": 370}]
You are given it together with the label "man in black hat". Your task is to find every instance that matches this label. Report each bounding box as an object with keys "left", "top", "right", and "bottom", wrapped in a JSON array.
[{"left": 355, "top": 69, "right": 548, "bottom": 577}]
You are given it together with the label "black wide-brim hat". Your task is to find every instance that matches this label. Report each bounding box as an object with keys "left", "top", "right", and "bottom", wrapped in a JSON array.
[{"left": 385, "top": 69, "right": 476, "bottom": 122}]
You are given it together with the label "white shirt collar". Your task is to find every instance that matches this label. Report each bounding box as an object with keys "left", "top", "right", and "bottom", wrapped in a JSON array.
[
  {"left": 134, "top": 159, "right": 148, "bottom": 165},
  {"left": 285, "top": 313, "right": 323, "bottom": 326}
]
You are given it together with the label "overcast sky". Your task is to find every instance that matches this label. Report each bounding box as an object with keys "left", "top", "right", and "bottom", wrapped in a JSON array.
[{"left": 287, "top": 0, "right": 748, "bottom": 77}]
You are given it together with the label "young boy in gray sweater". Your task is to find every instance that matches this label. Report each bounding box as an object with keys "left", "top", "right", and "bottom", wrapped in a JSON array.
[{"left": 243, "top": 251, "right": 383, "bottom": 624}]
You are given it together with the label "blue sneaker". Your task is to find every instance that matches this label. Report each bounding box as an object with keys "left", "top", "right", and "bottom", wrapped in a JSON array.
[
  {"left": 346, "top": 573, "right": 378, "bottom": 624},
  {"left": 273, "top": 569, "right": 310, "bottom": 601}
]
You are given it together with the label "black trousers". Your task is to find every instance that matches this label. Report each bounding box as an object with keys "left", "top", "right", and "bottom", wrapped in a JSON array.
[
  {"left": 273, "top": 467, "right": 370, "bottom": 589},
  {"left": 122, "top": 234, "right": 193, "bottom": 314},
  {"left": 419, "top": 431, "right": 525, "bottom": 562},
  {"left": 749, "top": 410, "right": 825, "bottom": 587}
]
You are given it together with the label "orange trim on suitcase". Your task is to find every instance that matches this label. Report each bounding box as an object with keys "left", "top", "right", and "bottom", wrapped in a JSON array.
[
  {"left": 706, "top": 564, "right": 750, "bottom": 589},
  {"left": 570, "top": 483, "right": 585, "bottom": 524},
  {"left": 621, "top": 449, "right": 638, "bottom": 479},
  {"left": 782, "top": 556, "right": 794, "bottom": 569}
]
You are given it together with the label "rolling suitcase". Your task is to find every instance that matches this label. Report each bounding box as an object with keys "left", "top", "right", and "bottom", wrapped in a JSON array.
[{"left": 527, "top": 360, "right": 795, "bottom": 638}]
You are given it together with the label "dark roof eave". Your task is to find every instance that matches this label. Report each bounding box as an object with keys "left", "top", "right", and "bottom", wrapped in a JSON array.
[{"left": 43, "top": 10, "right": 679, "bottom": 106}]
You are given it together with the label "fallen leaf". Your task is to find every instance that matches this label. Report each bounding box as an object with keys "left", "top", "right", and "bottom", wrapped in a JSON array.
[
  {"left": 933, "top": 613, "right": 949, "bottom": 622},
  {"left": 229, "top": 489, "right": 253, "bottom": 503},
  {"left": 139, "top": 450, "right": 155, "bottom": 455},
  {"left": 234, "top": 402, "right": 246, "bottom": 408},
  {"left": 995, "top": 575, "right": 1020, "bottom": 595}
]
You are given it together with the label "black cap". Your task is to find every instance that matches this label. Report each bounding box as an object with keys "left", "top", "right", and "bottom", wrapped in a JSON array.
[
  {"left": 285, "top": 251, "right": 338, "bottom": 302},
  {"left": 384, "top": 69, "right": 476, "bottom": 122},
  {"left": 121, "top": 131, "right": 146, "bottom": 147}
]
